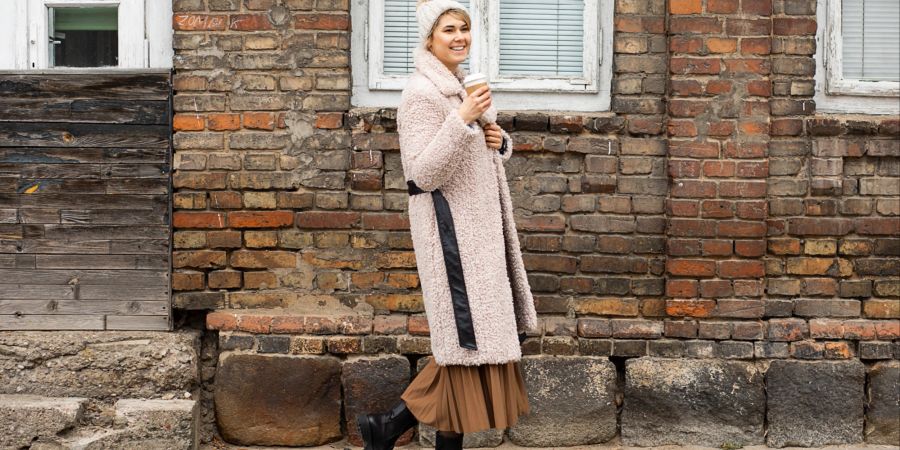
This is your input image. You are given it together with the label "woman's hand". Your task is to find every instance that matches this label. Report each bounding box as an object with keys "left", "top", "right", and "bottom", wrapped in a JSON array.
[
  {"left": 483, "top": 122, "right": 503, "bottom": 150},
  {"left": 458, "top": 86, "right": 492, "bottom": 124}
]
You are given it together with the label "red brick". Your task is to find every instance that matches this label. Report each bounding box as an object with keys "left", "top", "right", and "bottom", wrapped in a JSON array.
[
  {"left": 718, "top": 260, "right": 765, "bottom": 278},
  {"left": 669, "top": 140, "right": 720, "bottom": 158},
  {"left": 768, "top": 318, "right": 808, "bottom": 341},
  {"left": 174, "top": 114, "right": 205, "bottom": 131},
  {"left": 719, "top": 181, "right": 767, "bottom": 198},
  {"left": 665, "top": 198, "right": 699, "bottom": 218},
  {"left": 723, "top": 58, "right": 770, "bottom": 74},
  {"left": 361, "top": 213, "right": 410, "bottom": 230},
  {"left": 670, "top": 58, "right": 721, "bottom": 75},
  {"left": 228, "top": 211, "right": 294, "bottom": 228},
  {"left": 671, "top": 180, "right": 717, "bottom": 199},
  {"left": 669, "top": 99, "right": 711, "bottom": 117},
  {"left": 770, "top": 119, "right": 803, "bottom": 136},
  {"left": 670, "top": 79, "right": 703, "bottom": 96},
  {"left": 615, "top": 17, "right": 665, "bottom": 33},
  {"left": 666, "top": 299, "right": 716, "bottom": 317},
  {"left": 229, "top": 14, "right": 273, "bottom": 30},
  {"left": 408, "top": 316, "right": 431, "bottom": 335},
  {"left": 702, "top": 239, "right": 733, "bottom": 255},
  {"left": 207, "top": 311, "right": 237, "bottom": 330},
  {"left": 700, "top": 280, "right": 733, "bottom": 298},
  {"left": 702, "top": 200, "right": 734, "bottom": 218},
  {"left": 706, "top": 80, "right": 733, "bottom": 94},
  {"left": 668, "top": 238, "right": 701, "bottom": 255},
  {"left": 173, "top": 14, "right": 227, "bottom": 31},
  {"left": 856, "top": 218, "right": 900, "bottom": 236},
  {"left": 718, "top": 221, "right": 767, "bottom": 238},
  {"left": 667, "top": 279, "right": 699, "bottom": 297},
  {"left": 670, "top": 17, "right": 723, "bottom": 34},
  {"left": 293, "top": 13, "right": 349, "bottom": 30},
  {"left": 208, "top": 113, "right": 241, "bottom": 131},
  {"left": 747, "top": 79, "right": 772, "bottom": 96},
  {"left": 707, "top": 0, "right": 739, "bottom": 13},
  {"left": 669, "top": 160, "right": 702, "bottom": 178},
  {"left": 315, "top": 112, "right": 344, "bottom": 129},
  {"left": 774, "top": 18, "right": 817, "bottom": 36},
  {"left": 243, "top": 112, "right": 275, "bottom": 130},
  {"left": 174, "top": 212, "right": 226, "bottom": 229},
  {"left": 209, "top": 191, "right": 242, "bottom": 209},
  {"left": 736, "top": 201, "right": 767, "bottom": 219},
  {"left": 723, "top": 142, "right": 767, "bottom": 158},
  {"left": 742, "top": 0, "right": 773, "bottom": 15},
  {"left": 707, "top": 38, "right": 737, "bottom": 53},
  {"left": 726, "top": 19, "right": 771, "bottom": 36},
  {"left": 172, "top": 272, "right": 204, "bottom": 291},
  {"left": 703, "top": 161, "right": 735, "bottom": 177},
  {"left": 670, "top": 37, "right": 703, "bottom": 54},
  {"left": 667, "top": 259, "right": 716, "bottom": 277},
  {"left": 670, "top": 0, "right": 702, "bottom": 14},
  {"left": 296, "top": 211, "right": 361, "bottom": 229},
  {"left": 741, "top": 38, "right": 771, "bottom": 55},
  {"left": 769, "top": 238, "right": 801, "bottom": 255},
  {"left": 668, "top": 120, "right": 698, "bottom": 137},
  {"left": 708, "top": 121, "right": 735, "bottom": 136},
  {"left": 735, "top": 240, "right": 766, "bottom": 257}
]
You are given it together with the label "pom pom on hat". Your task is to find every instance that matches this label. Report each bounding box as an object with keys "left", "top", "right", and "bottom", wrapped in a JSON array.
[{"left": 416, "top": 0, "right": 469, "bottom": 42}]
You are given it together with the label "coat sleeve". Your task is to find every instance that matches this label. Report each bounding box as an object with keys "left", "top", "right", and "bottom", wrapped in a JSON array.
[{"left": 398, "top": 92, "right": 480, "bottom": 191}]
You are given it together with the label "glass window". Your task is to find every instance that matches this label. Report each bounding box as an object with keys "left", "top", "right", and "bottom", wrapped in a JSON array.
[
  {"left": 49, "top": 6, "right": 119, "bottom": 67},
  {"left": 498, "top": 0, "right": 584, "bottom": 77},
  {"left": 840, "top": 0, "right": 900, "bottom": 82}
]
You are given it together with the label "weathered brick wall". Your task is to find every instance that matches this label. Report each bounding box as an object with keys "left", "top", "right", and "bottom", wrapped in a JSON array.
[{"left": 171, "top": 0, "right": 899, "bottom": 361}]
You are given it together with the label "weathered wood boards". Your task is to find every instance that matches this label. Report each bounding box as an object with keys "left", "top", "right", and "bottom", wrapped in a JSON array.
[{"left": 0, "top": 72, "right": 172, "bottom": 330}]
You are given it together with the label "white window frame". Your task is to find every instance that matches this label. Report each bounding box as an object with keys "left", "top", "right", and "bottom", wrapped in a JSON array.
[
  {"left": 0, "top": 0, "right": 172, "bottom": 70},
  {"left": 352, "top": 0, "right": 613, "bottom": 111},
  {"left": 814, "top": 0, "right": 900, "bottom": 114}
]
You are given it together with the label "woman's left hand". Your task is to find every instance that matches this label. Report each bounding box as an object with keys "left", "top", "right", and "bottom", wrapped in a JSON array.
[{"left": 483, "top": 123, "right": 503, "bottom": 151}]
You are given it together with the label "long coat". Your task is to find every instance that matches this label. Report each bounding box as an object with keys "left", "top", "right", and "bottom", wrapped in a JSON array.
[{"left": 398, "top": 46, "right": 538, "bottom": 366}]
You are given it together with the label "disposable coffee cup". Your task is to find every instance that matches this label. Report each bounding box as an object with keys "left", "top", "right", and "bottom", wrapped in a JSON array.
[{"left": 463, "top": 73, "right": 489, "bottom": 96}]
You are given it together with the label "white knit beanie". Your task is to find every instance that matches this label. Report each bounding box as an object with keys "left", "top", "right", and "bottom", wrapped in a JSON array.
[{"left": 417, "top": 0, "right": 469, "bottom": 42}]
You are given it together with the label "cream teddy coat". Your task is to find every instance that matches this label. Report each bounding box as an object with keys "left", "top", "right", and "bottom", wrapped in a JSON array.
[{"left": 398, "top": 46, "right": 538, "bottom": 366}]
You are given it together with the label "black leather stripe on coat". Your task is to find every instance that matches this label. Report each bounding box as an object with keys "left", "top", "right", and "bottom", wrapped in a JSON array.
[{"left": 407, "top": 180, "right": 477, "bottom": 350}]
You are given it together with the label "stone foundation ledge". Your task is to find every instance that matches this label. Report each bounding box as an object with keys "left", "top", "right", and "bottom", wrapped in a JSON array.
[
  {"left": 209, "top": 349, "right": 899, "bottom": 448},
  {"left": 1, "top": 394, "right": 197, "bottom": 449}
]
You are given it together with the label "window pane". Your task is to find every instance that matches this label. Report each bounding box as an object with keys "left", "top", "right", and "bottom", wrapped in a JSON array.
[
  {"left": 383, "top": 0, "right": 469, "bottom": 75},
  {"left": 842, "top": 0, "right": 900, "bottom": 81},
  {"left": 50, "top": 6, "right": 118, "bottom": 68},
  {"left": 499, "top": 0, "right": 584, "bottom": 76}
]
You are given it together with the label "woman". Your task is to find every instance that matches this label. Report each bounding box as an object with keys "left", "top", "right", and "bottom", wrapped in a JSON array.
[{"left": 356, "top": 1, "right": 538, "bottom": 449}]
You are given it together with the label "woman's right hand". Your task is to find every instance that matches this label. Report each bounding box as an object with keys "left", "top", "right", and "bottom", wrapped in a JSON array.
[{"left": 458, "top": 86, "right": 492, "bottom": 124}]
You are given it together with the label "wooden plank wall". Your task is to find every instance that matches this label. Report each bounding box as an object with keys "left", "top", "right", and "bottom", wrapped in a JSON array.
[{"left": 0, "top": 72, "right": 172, "bottom": 330}]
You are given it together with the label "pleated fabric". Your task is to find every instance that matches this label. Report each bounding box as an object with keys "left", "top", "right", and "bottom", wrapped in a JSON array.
[{"left": 400, "top": 358, "right": 530, "bottom": 433}]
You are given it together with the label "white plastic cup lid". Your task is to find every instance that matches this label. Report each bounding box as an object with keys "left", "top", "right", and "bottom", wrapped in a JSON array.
[{"left": 463, "top": 73, "right": 488, "bottom": 87}]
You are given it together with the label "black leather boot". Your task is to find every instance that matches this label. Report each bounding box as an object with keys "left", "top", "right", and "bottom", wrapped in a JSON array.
[
  {"left": 435, "top": 431, "right": 464, "bottom": 450},
  {"left": 355, "top": 401, "right": 418, "bottom": 450}
]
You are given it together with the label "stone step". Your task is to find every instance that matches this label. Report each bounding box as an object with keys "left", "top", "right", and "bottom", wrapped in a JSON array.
[{"left": 0, "top": 394, "right": 87, "bottom": 449}]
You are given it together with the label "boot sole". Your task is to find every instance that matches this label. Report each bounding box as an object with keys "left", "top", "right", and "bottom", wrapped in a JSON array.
[{"left": 356, "top": 413, "right": 374, "bottom": 450}]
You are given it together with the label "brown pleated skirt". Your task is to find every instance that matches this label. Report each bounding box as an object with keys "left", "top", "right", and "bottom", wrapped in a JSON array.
[{"left": 400, "top": 358, "right": 530, "bottom": 433}]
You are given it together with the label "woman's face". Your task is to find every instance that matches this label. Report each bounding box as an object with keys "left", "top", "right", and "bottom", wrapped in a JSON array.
[{"left": 427, "top": 13, "right": 470, "bottom": 71}]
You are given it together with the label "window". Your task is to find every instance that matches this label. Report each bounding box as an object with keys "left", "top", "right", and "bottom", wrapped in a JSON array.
[
  {"left": 0, "top": 0, "right": 173, "bottom": 70},
  {"left": 351, "top": 0, "right": 613, "bottom": 111},
  {"left": 815, "top": 0, "right": 900, "bottom": 113}
]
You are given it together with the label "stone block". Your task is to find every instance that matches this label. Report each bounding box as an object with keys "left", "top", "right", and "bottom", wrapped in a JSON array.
[
  {"left": 622, "top": 358, "right": 765, "bottom": 447},
  {"left": 0, "top": 394, "right": 86, "bottom": 449},
  {"left": 508, "top": 356, "right": 617, "bottom": 447},
  {"left": 342, "top": 356, "right": 413, "bottom": 447},
  {"left": 215, "top": 354, "right": 342, "bottom": 446},
  {"left": 0, "top": 331, "right": 199, "bottom": 399},
  {"left": 766, "top": 360, "right": 865, "bottom": 447},
  {"left": 71, "top": 399, "right": 200, "bottom": 450},
  {"left": 865, "top": 360, "right": 900, "bottom": 445}
]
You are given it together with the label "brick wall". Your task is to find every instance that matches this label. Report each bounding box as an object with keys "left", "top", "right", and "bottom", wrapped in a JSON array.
[{"left": 171, "top": 0, "right": 899, "bottom": 361}]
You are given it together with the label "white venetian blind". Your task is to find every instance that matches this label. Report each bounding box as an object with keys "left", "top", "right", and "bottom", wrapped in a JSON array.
[
  {"left": 841, "top": 0, "right": 900, "bottom": 81},
  {"left": 499, "top": 0, "right": 584, "bottom": 76},
  {"left": 383, "top": 0, "right": 470, "bottom": 74}
]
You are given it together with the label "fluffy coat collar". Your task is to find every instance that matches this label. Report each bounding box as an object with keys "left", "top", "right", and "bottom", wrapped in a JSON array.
[{"left": 413, "top": 46, "right": 466, "bottom": 97}]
